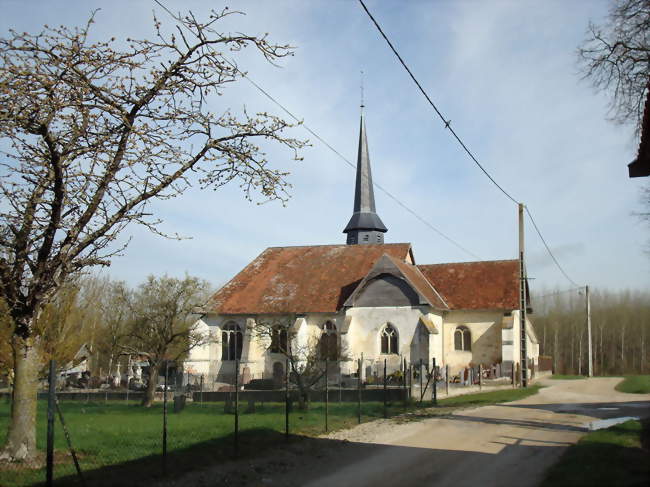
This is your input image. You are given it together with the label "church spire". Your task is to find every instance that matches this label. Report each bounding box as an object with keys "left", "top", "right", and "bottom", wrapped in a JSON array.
[{"left": 343, "top": 114, "right": 388, "bottom": 245}]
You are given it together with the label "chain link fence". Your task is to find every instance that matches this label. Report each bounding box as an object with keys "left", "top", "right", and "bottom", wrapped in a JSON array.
[{"left": 0, "top": 357, "right": 521, "bottom": 486}]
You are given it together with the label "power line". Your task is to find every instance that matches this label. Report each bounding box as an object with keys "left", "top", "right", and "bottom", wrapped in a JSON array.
[
  {"left": 524, "top": 207, "right": 581, "bottom": 287},
  {"left": 358, "top": 0, "right": 583, "bottom": 287},
  {"left": 152, "top": 0, "right": 481, "bottom": 260},
  {"left": 358, "top": 0, "right": 519, "bottom": 205},
  {"left": 533, "top": 287, "right": 584, "bottom": 300}
]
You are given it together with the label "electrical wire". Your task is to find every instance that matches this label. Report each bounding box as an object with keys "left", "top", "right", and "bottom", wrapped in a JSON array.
[
  {"left": 152, "top": 0, "right": 481, "bottom": 260},
  {"left": 358, "top": 0, "right": 519, "bottom": 205},
  {"left": 358, "top": 0, "right": 583, "bottom": 287},
  {"left": 525, "top": 207, "right": 581, "bottom": 287}
]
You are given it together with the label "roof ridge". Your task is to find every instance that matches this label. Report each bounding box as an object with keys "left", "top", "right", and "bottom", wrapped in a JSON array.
[
  {"left": 384, "top": 254, "right": 448, "bottom": 310},
  {"left": 418, "top": 259, "right": 518, "bottom": 267}
]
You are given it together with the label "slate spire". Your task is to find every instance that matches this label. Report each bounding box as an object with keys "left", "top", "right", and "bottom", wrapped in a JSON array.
[{"left": 343, "top": 114, "right": 388, "bottom": 245}]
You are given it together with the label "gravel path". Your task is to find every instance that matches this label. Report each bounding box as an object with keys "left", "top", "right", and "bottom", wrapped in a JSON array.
[{"left": 156, "top": 377, "right": 650, "bottom": 487}]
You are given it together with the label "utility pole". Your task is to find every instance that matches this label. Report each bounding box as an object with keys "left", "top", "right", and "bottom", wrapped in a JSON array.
[
  {"left": 519, "top": 203, "right": 528, "bottom": 388},
  {"left": 586, "top": 285, "right": 593, "bottom": 377}
]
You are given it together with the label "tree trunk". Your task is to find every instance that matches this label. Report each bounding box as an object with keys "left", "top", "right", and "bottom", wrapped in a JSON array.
[
  {"left": 142, "top": 365, "right": 159, "bottom": 408},
  {"left": 0, "top": 335, "right": 43, "bottom": 463}
]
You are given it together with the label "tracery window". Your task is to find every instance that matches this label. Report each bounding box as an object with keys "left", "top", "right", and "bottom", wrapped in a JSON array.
[
  {"left": 380, "top": 324, "right": 398, "bottom": 354},
  {"left": 454, "top": 326, "right": 471, "bottom": 351},
  {"left": 270, "top": 326, "right": 288, "bottom": 354},
  {"left": 320, "top": 321, "right": 338, "bottom": 360},
  {"left": 221, "top": 322, "right": 243, "bottom": 360}
]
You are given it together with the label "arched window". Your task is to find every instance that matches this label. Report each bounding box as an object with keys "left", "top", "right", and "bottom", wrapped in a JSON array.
[
  {"left": 380, "top": 324, "right": 398, "bottom": 354},
  {"left": 320, "top": 321, "right": 338, "bottom": 360},
  {"left": 221, "top": 322, "right": 243, "bottom": 360},
  {"left": 454, "top": 326, "right": 471, "bottom": 351},
  {"left": 270, "top": 326, "right": 288, "bottom": 354}
]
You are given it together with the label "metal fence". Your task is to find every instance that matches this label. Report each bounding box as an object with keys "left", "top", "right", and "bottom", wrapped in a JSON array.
[{"left": 0, "top": 358, "right": 519, "bottom": 487}]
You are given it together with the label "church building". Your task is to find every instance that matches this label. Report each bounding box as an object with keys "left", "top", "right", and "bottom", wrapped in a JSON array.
[{"left": 186, "top": 114, "right": 539, "bottom": 384}]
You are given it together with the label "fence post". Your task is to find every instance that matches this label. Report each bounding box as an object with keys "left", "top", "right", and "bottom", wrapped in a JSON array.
[
  {"left": 200, "top": 374, "right": 204, "bottom": 406},
  {"left": 402, "top": 357, "right": 407, "bottom": 411},
  {"left": 432, "top": 357, "right": 437, "bottom": 405},
  {"left": 445, "top": 364, "right": 449, "bottom": 396},
  {"left": 234, "top": 358, "right": 239, "bottom": 458},
  {"left": 285, "top": 358, "right": 289, "bottom": 440},
  {"left": 418, "top": 358, "right": 423, "bottom": 403},
  {"left": 383, "top": 358, "right": 387, "bottom": 419},
  {"left": 325, "top": 358, "right": 329, "bottom": 432},
  {"left": 357, "top": 358, "right": 362, "bottom": 424},
  {"left": 54, "top": 399, "right": 85, "bottom": 486},
  {"left": 479, "top": 364, "right": 483, "bottom": 391},
  {"left": 46, "top": 360, "right": 56, "bottom": 487},
  {"left": 163, "top": 362, "right": 168, "bottom": 476}
]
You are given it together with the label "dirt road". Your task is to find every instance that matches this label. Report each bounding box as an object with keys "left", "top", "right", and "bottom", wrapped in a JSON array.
[{"left": 162, "top": 378, "right": 650, "bottom": 487}]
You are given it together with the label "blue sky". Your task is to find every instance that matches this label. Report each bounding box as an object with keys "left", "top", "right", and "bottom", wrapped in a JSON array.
[{"left": 1, "top": 0, "right": 648, "bottom": 294}]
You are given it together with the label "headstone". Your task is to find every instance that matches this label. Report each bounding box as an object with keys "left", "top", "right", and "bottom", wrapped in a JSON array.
[
  {"left": 173, "top": 395, "right": 186, "bottom": 413},
  {"left": 224, "top": 395, "right": 234, "bottom": 414},
  {"left": 245, "top": 399, "right": 256, "bottom": 413}
]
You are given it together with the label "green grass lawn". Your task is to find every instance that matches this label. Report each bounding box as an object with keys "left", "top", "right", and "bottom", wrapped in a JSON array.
[
  {"left": 615, "top": 375, "right": 650, "bottom": 394},
  {"left": 541, "top": 419, "right": 650, "bottom": 487},
  {"left": 550, "top": 374, "right": 586, "bottom": 380},
  {"left": 0, "top": 385, "right": 542, "bottom": 487}
]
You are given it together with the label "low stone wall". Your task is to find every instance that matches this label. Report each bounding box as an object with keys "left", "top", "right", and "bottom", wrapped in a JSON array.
[{"left": 193, "top": 388, "right": 407, "bottom": 403}]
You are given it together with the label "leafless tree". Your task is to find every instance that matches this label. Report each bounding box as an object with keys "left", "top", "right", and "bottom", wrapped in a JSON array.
[
  {"left": 578, "top": 0, "right": 650, "bottom": 134},
  {"left": 120, "top": 275, "right": 212, "bottom": 407},
  {"left": 0, "top": 9, "right": 305, "bottom": 462},
  {"left": 253, "top": 317, "right": 349, "bottom": 410}
]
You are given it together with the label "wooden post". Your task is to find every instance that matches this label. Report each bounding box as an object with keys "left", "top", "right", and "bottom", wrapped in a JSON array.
[
  {"left": 126, "top": 354, "right": 131, "bottom": 404},
  {"left": 200, "top": 374, "right": 204, "bottom": 406},
  {"left": 163, "top": 362, "right": 168, "bottom": 476},
  {"left": 285, "top": 358, "right": 290, "bottom": 440},
  {"left": 383, "top": 358, "right": 387, "bottom": 419},
  {"left": 325, "top": 358, "right": 329, "bottom": 432},
  {"left": 479, "top": 364, "right": 483, "bottom": 391},
  {"left": 445, "top": 364, "right": 449, "bottom": 396},
  {"left": 432, "top": 357, "right": 437, "bottom": 405},
  {"left": 587, "top": 285, "right": 593, "bottom": 377},
  {"left": 46, "top": 360, "right": 56, "bottom": 487},
  {"left": 234, "top": 358, "right": 239, "bottom": 458},
  {"left": 512, "top": 363, "right": 516, "bottom": 388},
  {"left": 402, "top": 357, "right": 407, "bottom": 411},
  {"left": 419, "top": 358, "right": 424, "bottom": 403},
  {"left": 357, "top": 358, "right": 362, "bottom": 424}
]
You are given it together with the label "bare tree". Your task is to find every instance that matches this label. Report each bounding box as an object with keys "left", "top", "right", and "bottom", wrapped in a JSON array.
[
  {"left": 253, "top": 317, "right": 348, "bottom": 410},
  {"left": 120, "top": 275, "right": 212, "bottom": 407},
  {"left": 0, "top": 9, "right": 305, "bottom": 462},
  {"left": 578, "top": 0, "right": 650, "bottom": 134}
]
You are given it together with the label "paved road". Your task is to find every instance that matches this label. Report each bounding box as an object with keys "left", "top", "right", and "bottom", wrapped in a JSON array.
[{"left": 161, "top": 378, "right": 650, "bottom": 487}]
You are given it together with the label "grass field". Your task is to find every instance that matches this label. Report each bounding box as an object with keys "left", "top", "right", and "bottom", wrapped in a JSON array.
[
  {"left": 541, "top": 419, "right": 650, "bottom": 487},
  {"left": 0, "top": 385, "right": 542, "bottom": 487},
  {"left": 615, "top": 375, "right": 650, "bottom": 394}
]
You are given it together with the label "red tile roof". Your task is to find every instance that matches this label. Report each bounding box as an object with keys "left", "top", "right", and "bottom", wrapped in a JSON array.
[
  {"left": 417, "top": 260, "right": 520, "bottom": 310},
  {"left": 207, "top": 244, "right": 413, "bottom": 314}
]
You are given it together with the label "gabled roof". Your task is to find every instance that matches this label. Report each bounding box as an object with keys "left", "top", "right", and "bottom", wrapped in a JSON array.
[
  {"left": 343, "top": 254, "right": 448, "bottom": 309},
  {"left": 418, "top": 260, "right": 520, "bottom": 310},
  {"left": 207, "top": 243, "right": 412, "bottom": 314}
]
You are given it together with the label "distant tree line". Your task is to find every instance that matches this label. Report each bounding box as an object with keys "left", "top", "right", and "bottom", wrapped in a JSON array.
[
  {"left": 532, "top": 288, "right": 650, "bottom": 376},
  {"left": 0, "top": 274, "right": 212, "bottom": 407}
]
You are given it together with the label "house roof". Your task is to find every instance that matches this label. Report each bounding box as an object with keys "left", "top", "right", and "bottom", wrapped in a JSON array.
[
  {"left": 417, "top": 260, "right": 520, "bottom": 310},
  {"left": 628, "top": 81, "right": 650, "bottom": 178},
  {"left": 207, "top": 243, "right": 412, "bottom": 314}
]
